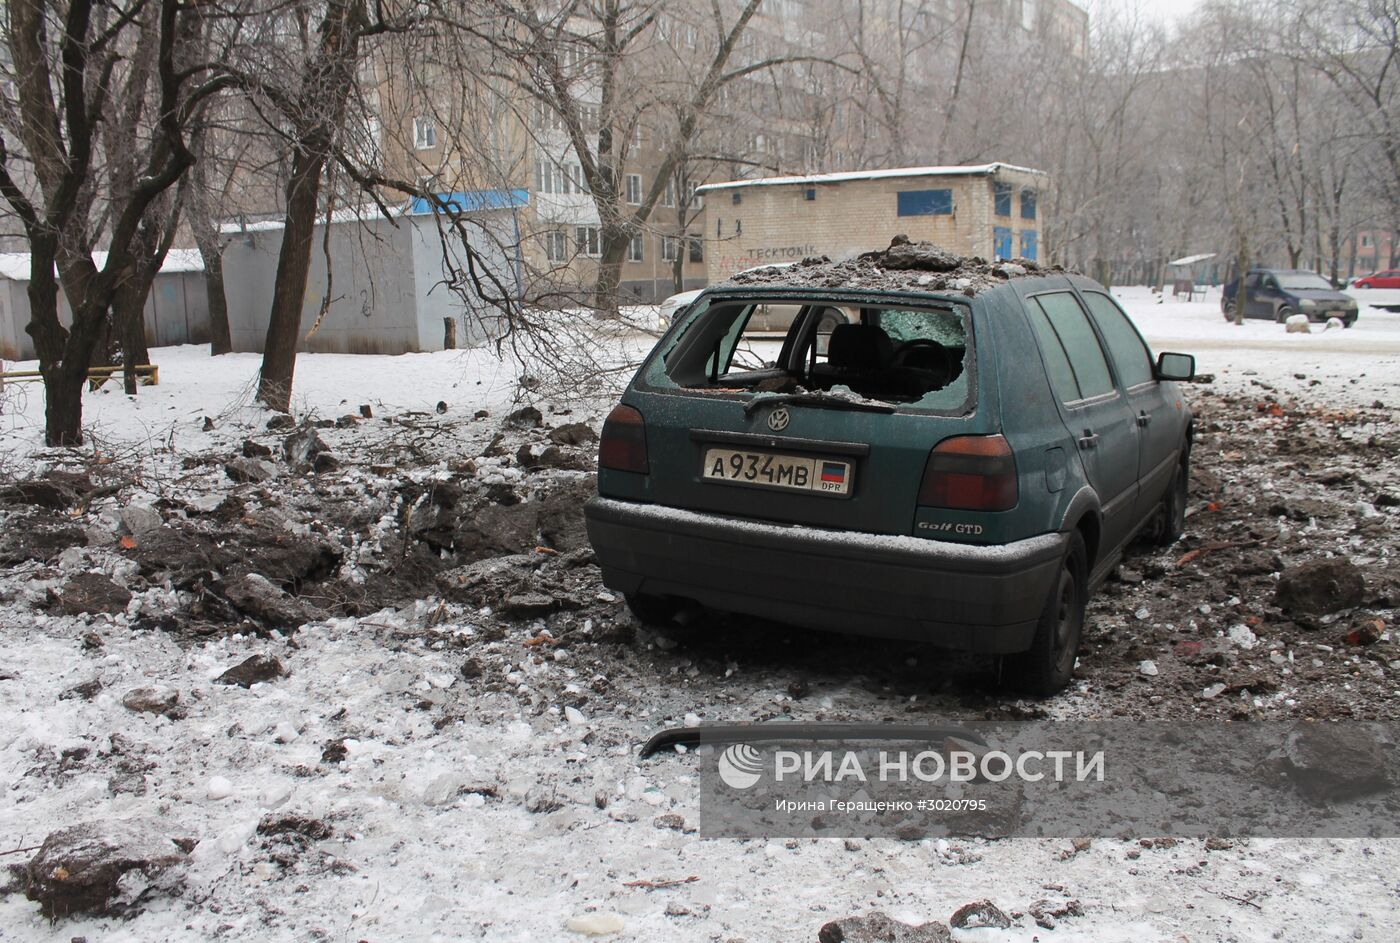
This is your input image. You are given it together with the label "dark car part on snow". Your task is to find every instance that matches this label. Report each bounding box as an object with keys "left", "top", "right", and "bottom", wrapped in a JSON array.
[{"left": 639, "top": 722, "right": 988, "bottom": 758}]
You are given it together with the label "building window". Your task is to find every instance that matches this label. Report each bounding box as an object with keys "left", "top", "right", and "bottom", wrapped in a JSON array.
[
  {"left": 1021, "top": 188, "right": 1037, "bottom": 220},
  {"left": 544, "top": 230, "right": 567, "bottom": 263},
  {"left": 414, "top": 117, "right": 437, "bottom": 150},
  {"left": 688, "top": 237, "right": 704, "bottom": 263},
  {"left": 626, "top": 173, "right": 642, "bottom": 205},
  {"left": 576, "top": 226, "right": 601, "bottom": 257},
  {"left": 661, "top": 235, "right": 678, "bottom": 261},
  {"left": 531, "top": 102, "right": 564, "bottom": 131},
  {"left": 535, "top": 160, "right": 567, "bottom": 195},
  {"left": 993, "top": 226, "right": 1012, "bottom": 260},
  {"left": 731, "top": 192, "right": 742, "bottom": 205},
  {"left": 662, "top": 180, "right": 675, "bottom": 207},
  {"left": 994, "top": 182, "right": 1012, "bottom": 216},
  {"left": 687, "top": 183, "right": 703, "bottom": 209},
  {"left": 1361, "top": 234, "right": 1374, "bottom": 249},
  {"left": 562, "top": 163, "right": 587, "bottom": 195},
  {"left": 628, "top": 233, "right": 643, "bottom": 262},
  {"left": 804, "top": 188, "right": 816, "bottom": 201},
  {"left": 896, "top": 189, "right": 953, "bottom": 216},
  {"left": 1020, "top": 230, "right": 1038, "bottom": 262}
]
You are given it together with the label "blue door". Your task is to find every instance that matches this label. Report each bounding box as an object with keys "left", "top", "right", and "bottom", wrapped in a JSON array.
[
  {"left": 993, "top": 226, "right": 1012, "bottom": 260},
  {"left": 1020, "top": 230, "right": 1038, "bottom": 262}
]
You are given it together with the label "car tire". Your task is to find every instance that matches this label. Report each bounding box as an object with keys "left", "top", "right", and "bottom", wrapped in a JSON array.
[
  {"left": 1150, "top": 453, "right": 1189, "bottom": 547},
  {"left": 1002, "top": 531, "right": 1087, "bottom": 697},
  {"left": 1344, "top": 317, "right": 1356, "bottom": 328},
  {"left": 1276, "top": 305, "right": 1295, "bottom": 323},
  {"left": 624, "top": 592, "right": 684, "bottom": 627},
  {"left": 1222, "top": 299, "right": 1236, "bottom": 320}
]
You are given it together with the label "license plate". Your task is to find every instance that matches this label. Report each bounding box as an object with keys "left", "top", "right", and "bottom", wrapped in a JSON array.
[{"left": 702, "top": 448, "right": 853, "bottom": 496}]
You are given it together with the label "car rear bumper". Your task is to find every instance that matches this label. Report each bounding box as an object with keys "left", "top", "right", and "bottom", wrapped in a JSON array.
[{"left": 584, "top": 497, "right": 1069, "bottom": 653}]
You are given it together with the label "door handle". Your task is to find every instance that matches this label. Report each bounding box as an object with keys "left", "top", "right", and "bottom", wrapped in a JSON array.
[
  {"left": 1077, "top": 430, "right": 1098, "bottom": 449},
  {"left": 1136, "top": 411, "right": 1152, "bottom": 427}
]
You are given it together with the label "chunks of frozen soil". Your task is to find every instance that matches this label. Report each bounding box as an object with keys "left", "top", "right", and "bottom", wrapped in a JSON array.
[
  {"left": 949, "top": 899, "right": 1012, "bottom": 930},
  {"left": 504, "top": 405, "right": 543, "bottom": 429},
  {"left": 817, "top": 911, "right": 952, "bottom": 943},
  {"left": 1273, "top": 558, "right": 1366, "bottom": 616},
  {"left": 222, "top": 574, "right": 321, "bottom": 629},
  {"left": 24, "top": 818, "right": 191, "bottom": 918},
  {"left": 728, "top": 234, "right": 1053, "bottom": 295},
  {"left": 121, "top": 685, "right": 181, "bottom": 718},
  {"left": 548, "top": 422, "right": 598, "bottom": 446},
  {"left": 54, "top": 572, "right": 131, "bottom": 615},
  {"left": 1028, "top": 898, "right": 1085, "bottom": 929},
  {"left": 282, "top": 425, "right": 329, "bottom": 468},
  {"left": 215, "top": 653, "right": 286, "bottom": 688},
  {"left": 255, "top": 813, "right": 333, "bottom": 867},
  {"left": 224, "top": 456, "right": 279, "bottom": 484}
]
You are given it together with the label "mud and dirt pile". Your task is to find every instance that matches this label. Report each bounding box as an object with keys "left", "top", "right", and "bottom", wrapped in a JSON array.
[
  {"left": 724, "top": 234, "right": 1065, "bottom": 295},
  {"left": 0, "top": 411, "right": 605, "bottom": 640}
]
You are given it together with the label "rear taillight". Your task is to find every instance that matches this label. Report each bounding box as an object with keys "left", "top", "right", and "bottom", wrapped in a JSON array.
[
  {"left": 599, "top": 404, "right": 649, "bottom": 473},
  {"left": 918, "top": 434, "right": 1018, "bottom": 511}
]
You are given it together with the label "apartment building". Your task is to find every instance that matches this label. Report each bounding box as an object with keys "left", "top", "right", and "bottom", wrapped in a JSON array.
[{"left": 698, "top": 163, "right": 1047, "bottom": 280}]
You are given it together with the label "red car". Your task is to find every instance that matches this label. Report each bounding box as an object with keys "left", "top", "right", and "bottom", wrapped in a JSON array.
[{"left": 1353, "top": 270, "right": 1400, "bottom": 288}]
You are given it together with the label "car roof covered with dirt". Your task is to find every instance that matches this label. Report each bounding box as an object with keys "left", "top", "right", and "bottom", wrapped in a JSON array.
[{"left": 715, "top": 235, "right": 1072, "bottom": 298}]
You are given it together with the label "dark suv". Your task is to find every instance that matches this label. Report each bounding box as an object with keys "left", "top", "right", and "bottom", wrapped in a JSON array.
[
  {"left": 585, "top": 243, "right": 1195, "bottom": 694},
  {"left": 1222, "top": 268, "right": 1358, "bottom": 326}
]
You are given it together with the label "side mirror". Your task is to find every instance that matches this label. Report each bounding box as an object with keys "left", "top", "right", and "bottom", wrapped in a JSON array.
[{"left": 1156, "top": 351, "right": 1195, "bottom": 382}]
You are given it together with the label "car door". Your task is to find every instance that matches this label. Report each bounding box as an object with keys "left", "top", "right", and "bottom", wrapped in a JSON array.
[
  {"left": 1246, "top": 272, "right": 1276, "bottom": 318},
  {"left": 1024, "top": 291, "right": 1141, "bottom": 553},
  {"left": 1078, "top": 289, "right": 1181, "bottom": 524}
]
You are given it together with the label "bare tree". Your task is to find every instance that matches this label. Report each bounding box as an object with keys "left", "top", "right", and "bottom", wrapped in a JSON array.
[
  {"left": 467, "top": 0, "right": 798, "bottom": 313},
  {"left": 0, "top": 0, "right": 226, "bottom": 445}
]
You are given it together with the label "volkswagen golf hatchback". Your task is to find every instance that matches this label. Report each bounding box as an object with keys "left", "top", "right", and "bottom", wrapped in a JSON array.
[{"left": 585, "top": 241, "right": 1196, "bottom": 694}]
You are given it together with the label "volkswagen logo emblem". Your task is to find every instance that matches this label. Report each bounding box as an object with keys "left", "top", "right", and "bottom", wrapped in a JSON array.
[{"left": 766, "top": 407, "right": 790, "bottom": 432}]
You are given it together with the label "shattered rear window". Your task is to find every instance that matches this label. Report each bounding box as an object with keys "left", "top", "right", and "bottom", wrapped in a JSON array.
[{"left": 645, "top": 295, "right": 973, "bottom": 412}]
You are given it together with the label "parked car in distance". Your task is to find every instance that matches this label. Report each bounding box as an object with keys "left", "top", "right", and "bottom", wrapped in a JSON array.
[
  {"left": 1221, "top": 268, "right": 1358, "bottom": 326},
  {"left": 658, "top": 289, "right": 702, "bottom": 329},
  {"left": 586, "top": 244, "right": 1197, "bottom": 695},
  {"left": 1351, "top": 270, "right": 1400, "bottom": 289},
  {"left": 658, "top": 263, "right": 850, "bottom": 335}
]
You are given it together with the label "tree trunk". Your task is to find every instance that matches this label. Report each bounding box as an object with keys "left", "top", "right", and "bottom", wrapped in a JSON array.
[
  {"left": 257, "top": 148, "right": 324, "bottom": 412},
  {"left": 114, "top": 279, "right": 151, "bottom": 395},
  {"left": 189, "top": 129, "right": 233, "bottom": 354},
  {"left": 592, "top": 227, "right": 629, "bottom": 315},
  {"left": 26, "top": 256, "right": 84, "bottom": 446},
  {"left": 190, "top": 206, "right": 232, "bottom": 354},
  {"left": 204, "top": 249, "right": 232, "bottom": 355},
  {"left": 44, "top": 361, "right": 86, "bottom": 447},
  {"left": 253, "top": 0, "right": 367, "bottom": 411},
  {"left": 1232, "top": 243, "right": 1249, "bottom": 326}
]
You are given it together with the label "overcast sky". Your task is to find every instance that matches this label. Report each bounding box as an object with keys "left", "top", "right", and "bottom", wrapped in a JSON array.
[{"left": 1088, "top": 0, "right": 1202, "bottom": 27}]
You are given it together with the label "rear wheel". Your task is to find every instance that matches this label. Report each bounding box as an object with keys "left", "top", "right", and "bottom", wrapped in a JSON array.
[
  {"left": 1002, "top": 532, "right": 1087, "bottom": 697},
  {"left": 1276, "top": 304, "right": 1296, "bottom": 323},
  {"left": 1151, "top": 453, "right": 1189, "bottom": 546},
  {"left": 625, "top": 592, "right": 684, "bottom": 627},
  {"left": 1222, "top": 299, "right": 1237, "bottom": 321}
]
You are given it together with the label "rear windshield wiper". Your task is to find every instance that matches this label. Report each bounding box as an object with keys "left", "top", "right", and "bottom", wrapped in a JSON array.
[{"left": 743, "top": 392, "right": 897, "bottom": 416}]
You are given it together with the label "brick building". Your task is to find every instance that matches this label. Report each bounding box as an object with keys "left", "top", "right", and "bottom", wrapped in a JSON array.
[{"left": 696, "top": 163, "right": 1047, "bottom": 281}]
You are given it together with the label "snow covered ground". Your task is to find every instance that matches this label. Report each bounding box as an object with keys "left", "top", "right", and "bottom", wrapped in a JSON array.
[{"left": 2, "top": 290, "right": 1399, "bottom": 941}]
